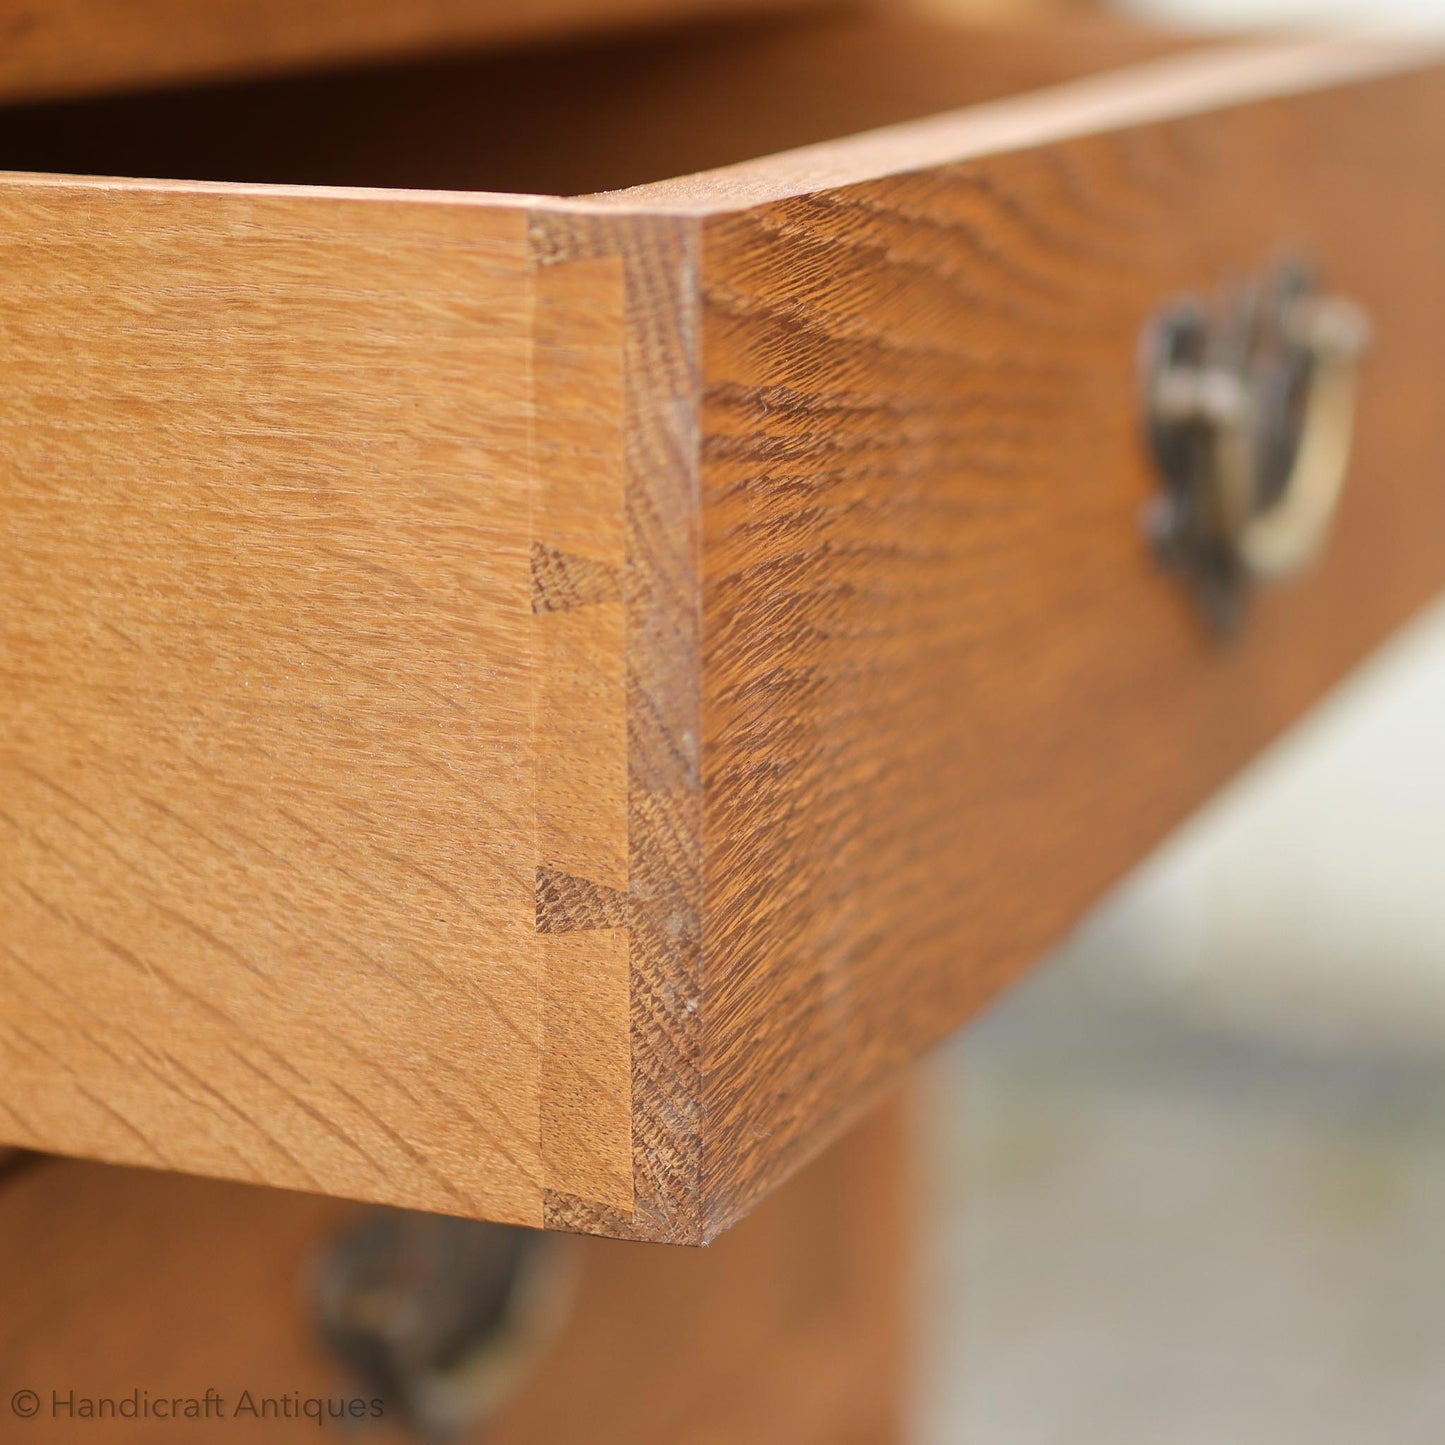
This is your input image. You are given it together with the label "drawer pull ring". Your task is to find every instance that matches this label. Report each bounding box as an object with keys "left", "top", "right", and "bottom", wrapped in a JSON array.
[
  {"left": 315, "top": 1210, "right": 577, "bottom": 1440},
  {"left": 1142, "top": 259, "right": 1371, "bottom": 631}
]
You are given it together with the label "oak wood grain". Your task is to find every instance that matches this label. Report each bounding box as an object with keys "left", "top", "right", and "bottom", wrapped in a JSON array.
[
  {"left": 682, "top": 56, "right": 1445, "bottom": 1234},
  {"left": 531, "top": 210, "right": 707, "bottom": 1242},
  {"left": 1, "top": 27, "right": 1443, "bottom": 1242},
  {"left": 531, "top": 248, "right": 633, "bottom": 1211},
  {"left": 0, "top": 185, "right": 597, "bottom": 1225},
  {"left": 0, "top": 0, "right": 834, "bottom": 106}
]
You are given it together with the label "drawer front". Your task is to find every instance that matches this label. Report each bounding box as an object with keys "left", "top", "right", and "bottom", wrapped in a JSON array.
[
  {"left": 1, "top": 38, "right": 1443, "bottom": 1244},
  {"left": 680, "top": 48, "right": 1445, "bottom": 1236}
]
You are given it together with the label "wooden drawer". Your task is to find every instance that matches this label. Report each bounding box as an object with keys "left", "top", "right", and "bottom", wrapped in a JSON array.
[{"left": 3, "top": 14, "right": 1444, "bottom": 1242}]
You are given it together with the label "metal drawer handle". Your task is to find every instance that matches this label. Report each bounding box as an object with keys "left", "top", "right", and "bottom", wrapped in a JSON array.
[
  {"left": 315, "top": 1210, "right": 577, "bottom": 1441},
  {"left": 1142, "top": 259, "right": 1371, "bottom": 631}
]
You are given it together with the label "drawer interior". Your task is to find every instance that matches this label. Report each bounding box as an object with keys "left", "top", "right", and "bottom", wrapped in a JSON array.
[{"left": 0, "top": 12, "right": 1180, "bottom": 197}]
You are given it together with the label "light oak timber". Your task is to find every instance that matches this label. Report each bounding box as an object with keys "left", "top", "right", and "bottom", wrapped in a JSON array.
[
  {"left": 0, "top": 190, "right": 551, "bottom": 1225},
  {"left": 532, "top": 248, "right": 632, "bottom": 1214},
  {"left": 1, "top": 25, "right": 1443, "bottom": 1240}
]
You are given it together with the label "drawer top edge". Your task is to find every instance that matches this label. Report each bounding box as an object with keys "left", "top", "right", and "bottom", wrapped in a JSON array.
[
  {"left": 589, "top": 34, "right": 1445, "bottom": 214},
  {"left": 3, "top": 37, "right": 1438, "bottom": 223}
]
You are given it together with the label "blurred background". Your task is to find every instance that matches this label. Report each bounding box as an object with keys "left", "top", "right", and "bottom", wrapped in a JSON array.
[
  {"left": 922, "top": 587, "right": 1445, "bottom": 1443},
  {"left": 1111, "top": 0, "right": 1445, "bottom": 33}
]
